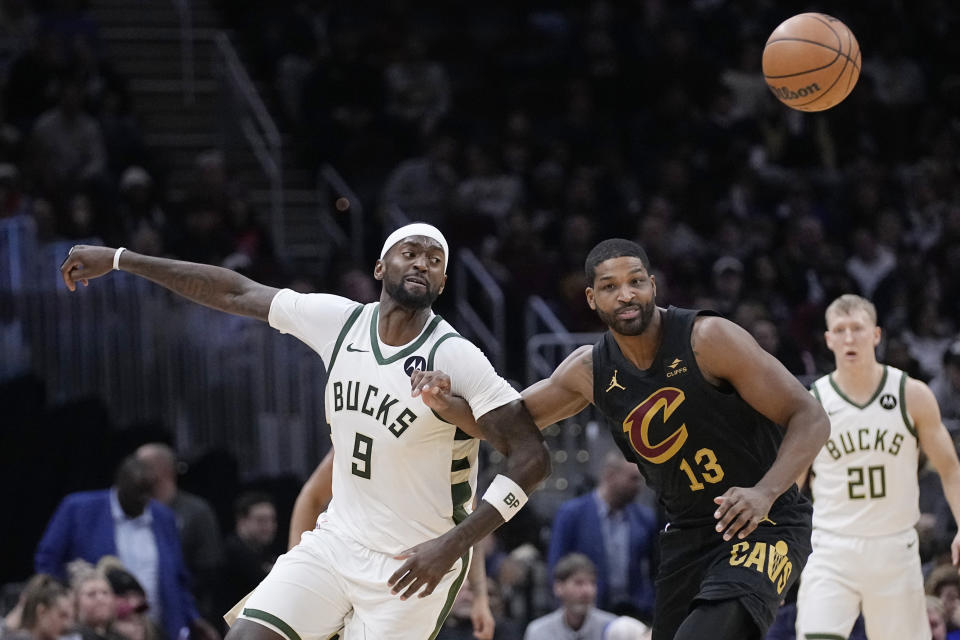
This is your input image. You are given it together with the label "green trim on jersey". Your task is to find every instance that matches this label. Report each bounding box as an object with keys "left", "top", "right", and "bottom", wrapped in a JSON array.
[
  {"left": 454, "top": 428, "right": 473, "bottom": 440},
  {"left": 426, "top": 331, "right": 467, "bottom": 424},
  {"left": 828, "top": 365, "right": 888, "bottom": 409},
  {"left": 426, "top": 332, "right": 464, "bottom": 368},
  {"left": 810, "top": 381, "right": 822, "bottom": 404},
  {"left": 242, "top": 609, "right": 302, "bottom": 640},
  {"left": 804, "top": 634, "right": 847, "bottom": 640},
  {"left": 899, "top": 371, "right": 917, "bottom": 439},
  {"left": 428, "top": 550, "right": 470, "bottom": 640},
  {"left": 368, "top": 304, "right": 443, "bottom": 364},
  {"left": 451, "top": 457, "right": 470, "bottom": 472},
  {"left": 451, "top": 481, "right": 472, "bottom": 516},
  {"left": 326, "top": 305, "right": 365, "bottom": 376}
]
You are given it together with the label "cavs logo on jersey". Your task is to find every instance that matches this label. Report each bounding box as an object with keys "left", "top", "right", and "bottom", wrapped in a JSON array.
[
  {"left": 622, "top": 387, "right": 688, "bottom": 464},
  {"left": 729, "top": 539, "right": 793, "bottom": 595}
]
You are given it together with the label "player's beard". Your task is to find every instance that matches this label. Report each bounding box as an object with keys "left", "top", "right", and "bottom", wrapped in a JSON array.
[
  {"left": 384, "top": 274, "right": 440, "bottom": 310},
  {"left": 596, "top": 298, "right": 656, "bottom": 336}
]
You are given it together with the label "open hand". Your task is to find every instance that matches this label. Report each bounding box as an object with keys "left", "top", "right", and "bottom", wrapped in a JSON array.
[
  {"left": 713, "top": 486, "right": 776, "bottom": 541},
  {"left": 59, "top": 245, "right": 117, "bottom": 291},
  {"left": 388, "top": 534, "right": 465, "bottom": 601},
  {"left": 410, "top": 370, "right": 453, "bottom": 412}
]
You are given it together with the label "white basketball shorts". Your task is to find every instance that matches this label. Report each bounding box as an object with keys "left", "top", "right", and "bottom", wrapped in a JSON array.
[
  {"left": 795, "top": 527, "right": 929, "bottom": 640},
  {"left": 236, "top": 518, "right": 469, "bottom": 640}
]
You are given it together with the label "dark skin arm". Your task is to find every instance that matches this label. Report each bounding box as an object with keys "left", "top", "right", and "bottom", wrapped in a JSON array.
[
  {"left": 422, "top": 321, "right": 829, "bottom": 543},
  {"left": 387, "top": 399, "right": 550, "bottom": 600},
  {"left": 692, "top": 316, "right": 830, "bottom": 541},
  {"left": 59, "top": 246, "right": 278, "bottom": 320},
  {"left": 288, "top": 447, "right": 335, "bottom": 549},
  {"left": 410, "top": 345, "right": 594, "bottom": 432}
]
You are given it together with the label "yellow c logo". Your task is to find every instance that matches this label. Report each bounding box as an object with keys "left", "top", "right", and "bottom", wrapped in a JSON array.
[{"left": 622, "top": 387, "right": 688, "bottom": 463}]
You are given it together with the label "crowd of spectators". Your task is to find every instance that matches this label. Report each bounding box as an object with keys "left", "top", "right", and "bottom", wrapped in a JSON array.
[
  {"left": 2, "top": 449, "right": 285, "bottom": 640},
  {"left": 218, "top": 0, "right": 960, "bottom": 385},
  {"left": 3, "top": 0, "right": 960, "bottom": 639},
  {"left": 0, "top": 0, "right": 279, "bottom": 284}
]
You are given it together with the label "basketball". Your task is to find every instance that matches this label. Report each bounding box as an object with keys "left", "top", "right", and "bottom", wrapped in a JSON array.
[{"left": 762, "top": 13, "right": 861, "bottom": 112}]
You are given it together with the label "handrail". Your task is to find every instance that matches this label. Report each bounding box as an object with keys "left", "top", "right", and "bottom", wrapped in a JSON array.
[
  {"left": 318, "top": 163, "right": 363, "bottom": 263},
  {"left": 213, "top": 31, "right": 284, "bottom": 255},
  {"left": 455, "top": 249, "right": 506, "bottom": 371},
  {"left": 526, "top": 331, "right": 602, "bottom": 385},
  {"left": 525, "top": 295, "right": 570, "bottom": 339},
  {"left": 171, "top": 0, "right": 195, "bottom": 105}
]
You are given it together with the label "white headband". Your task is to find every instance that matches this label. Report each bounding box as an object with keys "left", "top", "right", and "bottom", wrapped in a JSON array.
[{"left": 379, "top": 223, "right": 450, "bottom": 274}]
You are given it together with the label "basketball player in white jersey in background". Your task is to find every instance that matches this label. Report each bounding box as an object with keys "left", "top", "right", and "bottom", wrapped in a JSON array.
[
  {"left": 796, "top": 294, "right": 960, "bottom": 640},
  {"left": 59, "top": 223, "right": 551, "bottom": 640}
]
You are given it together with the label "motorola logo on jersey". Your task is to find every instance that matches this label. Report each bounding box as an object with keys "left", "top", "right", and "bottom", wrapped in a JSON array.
[
  {"left": 622, "top": 387, "right": 689, "bottom": 464},
  {"left": 879, "top": 393, "right": 897, "bottom": 410},
  {"left": 404, "top": 355, "right": 427, "bottom": 377}
]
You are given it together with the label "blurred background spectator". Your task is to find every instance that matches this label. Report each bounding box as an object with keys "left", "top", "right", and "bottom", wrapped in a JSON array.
[
  {"left": 524, "top": 553, "right": 615, "bottom": 640},
  {"left": 2, "top": 1, "right": 960, "bottom": 639},
  {"left": 546, "top": 452, "right": 657, "bottom": 623},
  {"left": 216, "top": 492, "right": 278, "bottom": 625}
]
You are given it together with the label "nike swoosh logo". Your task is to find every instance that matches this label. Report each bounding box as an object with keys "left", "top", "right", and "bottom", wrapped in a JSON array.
[
  {"left": 907, "top": 540, "right": 916, "bottom": 548},
  {"left": 346, "top": 343, "right": 368, "bottom": 353},
  {"left": 827, "top": 409, "right": 841, "bottom": 416}
]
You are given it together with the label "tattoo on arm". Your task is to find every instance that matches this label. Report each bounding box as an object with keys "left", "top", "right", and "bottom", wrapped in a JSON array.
[
  {"left": 129, "top": 254, "right": 276, "bottom": 320},
  {"left": 171, "top": 271, "right": 215, "bottom": 302}
]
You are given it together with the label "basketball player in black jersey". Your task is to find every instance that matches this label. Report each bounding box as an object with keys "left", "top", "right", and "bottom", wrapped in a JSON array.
[{"left": 410, "top": 239, "right": 830, "bottom": 639}]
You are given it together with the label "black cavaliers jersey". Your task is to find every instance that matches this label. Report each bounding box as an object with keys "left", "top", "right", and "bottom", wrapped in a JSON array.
[{"left": 593, "top": 306, "right": 788, "bottom": 528}]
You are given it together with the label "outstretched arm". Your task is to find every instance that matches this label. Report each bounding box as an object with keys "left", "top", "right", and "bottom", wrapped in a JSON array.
[
  {"left": 411, "top": 345, "right": 595, "bottom": 433},
  {"left": 288, "top": 448, "right": 335, "bottom": 549},
  {"left": 692, "top": 316, "right": 830, "bottom": 541},
  {"left": 60, "top": 245, "right": 278, "bottom": 321},
  {"left": 910, "top": 378, "right": 960, "bottom": 570}
]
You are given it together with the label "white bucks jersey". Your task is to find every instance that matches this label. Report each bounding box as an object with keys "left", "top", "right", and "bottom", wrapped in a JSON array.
[
  {"left": 323, "top": 304, "right": 481, "bottom": 554},
  {"left": 809, "top": 366, "right": 920, "bottom": 536}
]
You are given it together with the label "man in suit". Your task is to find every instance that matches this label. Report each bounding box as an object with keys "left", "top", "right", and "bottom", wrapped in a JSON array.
[
  {"left": 547, "top": 451, "right": 658, "bottom": 622},
  {"left": 34, "top": 455, "right": 219, "bottom": 640}
]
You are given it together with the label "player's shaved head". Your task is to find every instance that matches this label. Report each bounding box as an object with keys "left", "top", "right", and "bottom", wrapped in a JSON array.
[
  {"left": 136, "top": 442, "right": 176, "bottom": 479},
  {"left": 584, "top": 239, "right": 651, "bottom": 286}
]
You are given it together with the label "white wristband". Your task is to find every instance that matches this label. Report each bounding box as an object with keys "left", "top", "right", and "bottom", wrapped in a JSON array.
[
  {"left": 113, "top": 247, "right": 126, "bottom": 270},
  {"left": 481, "top": 474, "right": 528, "bottom": 522}
]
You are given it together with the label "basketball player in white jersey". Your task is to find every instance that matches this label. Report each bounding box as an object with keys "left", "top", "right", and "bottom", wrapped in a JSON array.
[
  {"left": 59, "top": 223, "right": 551, "bottom": 640},
  {"left": 796, "top": 294, "right": 960, "bottom": 640}
]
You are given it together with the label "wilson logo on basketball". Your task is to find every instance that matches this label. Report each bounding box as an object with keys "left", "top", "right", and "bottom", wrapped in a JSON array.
[
  {"left": 622, "top": 387, "right": 688, "bottom": 464},
  {"left": 769, "top": 83, "right": 822, "bottom": 100}
]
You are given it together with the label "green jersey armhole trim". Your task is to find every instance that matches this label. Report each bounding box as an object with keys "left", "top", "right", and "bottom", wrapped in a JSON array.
[
  {"left": 899, "top": 372, "right": 917, "bottom": 439},
  {"left": 327, "top": 305, "right": 365, "bottom": 376},
  {"left": 810, "top": 381, "right": 822, "bottom": 404},
  {"left": 427, "top": 332, "right": 467, "bottom": 425},
  {"left": 368, "top": 304, "right": 444, "bottom": 364},
  {"left": 828, "top": 365, "right": 888, "bottom": 410}
]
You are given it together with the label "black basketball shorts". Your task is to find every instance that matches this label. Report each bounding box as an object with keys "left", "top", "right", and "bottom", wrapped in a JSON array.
[{"left": 651, "top": 489, "right": 813, "bottom": 640}]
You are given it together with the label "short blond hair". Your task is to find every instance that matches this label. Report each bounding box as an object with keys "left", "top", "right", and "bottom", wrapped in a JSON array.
[{"left": 825, "top": 294, "right": 877, "bottom": 327}]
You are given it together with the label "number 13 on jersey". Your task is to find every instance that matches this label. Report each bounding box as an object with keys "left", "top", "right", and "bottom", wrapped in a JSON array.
[{"left": 679, "top": 447, "right": 725, "bottom": 491}]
